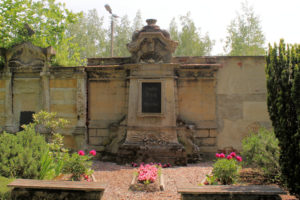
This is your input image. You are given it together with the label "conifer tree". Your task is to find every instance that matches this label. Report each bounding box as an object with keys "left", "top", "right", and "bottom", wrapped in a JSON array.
[{"left": 266, "top": 39, "right": 300, "bottom": 196}]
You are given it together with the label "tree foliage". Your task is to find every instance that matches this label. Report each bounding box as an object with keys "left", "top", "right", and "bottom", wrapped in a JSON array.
[
  {"left": 113, "top": 15, "right": 131, "bottom": 57},
  {"left": 224, "top": 1, "right": 265, "bottom": 56},
  {"left": 66, "top": 9, "right": 109, "bottom": 61},
  {"left": 132, "top": 10, "right": 143, "bottom": 32},
  {"left": 266, "top": 39, "right": 300, "bottom": 196},
  {"left": 169, "top": 13, "right": 214, "bottom": 56},
  {"left": 0, "top": 0, "right": 83, "bottom": 66}
]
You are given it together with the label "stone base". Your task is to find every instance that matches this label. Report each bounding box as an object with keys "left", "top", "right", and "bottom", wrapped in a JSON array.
[
  {"left": 11, "top": 188, "right": 103, "bottom": 200},
  {"left": 180, "top": 194, "right": 281, "bottom": 200},
  {"left": 116, "top": 142, "right": 187, "bottom": 165}
]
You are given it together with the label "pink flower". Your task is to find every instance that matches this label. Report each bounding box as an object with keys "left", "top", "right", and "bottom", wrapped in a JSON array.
[
  {"left": 219, "top": 153, "right": 225, "bottom": 158},
  {"left": 137, "top": 164, "right": 158, "bottom": 183},
  {"left": 78, "top": 150, "right": 85, "bottom": 156},
  {"left": 230, "top": 152, "right": 236, "bottom": 158},
  {"left": 227, "top": 155, "right": 233, "bottom": 160},
  {"left": 89, "top": 150, "right": 96, "bottom": 156},
  {"left": 236, "top": 156, "right": 242, "bottom": 162},
  {"left": 216, "top": 153, "right": 221, "bottom": 158}
]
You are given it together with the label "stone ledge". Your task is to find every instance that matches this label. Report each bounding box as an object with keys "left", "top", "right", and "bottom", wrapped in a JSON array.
[
  {"left": 178, "top": 185, "right": 286, "bottom": 200},
  {"left": 8, "top": 179, "right": 106, "bottom": 191},
  {"left": 8, "top": 179, "right": 106, "bottom": 200}
]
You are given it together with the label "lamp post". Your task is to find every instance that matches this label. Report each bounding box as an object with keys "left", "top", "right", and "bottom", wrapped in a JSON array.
[{"left": 105, "top": 4, "right": 118, "bottom": 57}]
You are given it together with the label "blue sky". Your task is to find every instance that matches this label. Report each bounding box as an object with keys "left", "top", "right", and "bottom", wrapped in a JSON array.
[{"left": 56, "top": 0, "right": 300, "bottom": 55}]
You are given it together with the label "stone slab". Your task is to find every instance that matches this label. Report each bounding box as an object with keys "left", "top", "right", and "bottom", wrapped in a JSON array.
[
  {"left": 8, "top": 179, "right": 106, "bottom": 191},
  {"left": 178, "top": 185, "right": 286, "bottom": 195}
]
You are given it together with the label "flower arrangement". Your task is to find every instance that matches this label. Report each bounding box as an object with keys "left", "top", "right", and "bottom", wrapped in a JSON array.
[{"left": 138, "top": 164, "right": 158, "bottom": 184}]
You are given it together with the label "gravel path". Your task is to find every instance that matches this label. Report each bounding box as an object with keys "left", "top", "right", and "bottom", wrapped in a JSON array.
[
  {"left": 92, "top": 161, "right": 213, "bottom": 200},
  {"left": 92, "top": 161, "right": 298, "bottom": 200}
]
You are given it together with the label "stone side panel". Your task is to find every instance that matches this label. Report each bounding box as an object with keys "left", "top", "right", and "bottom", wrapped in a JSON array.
[
  {"left": 0, "top": 80, "right": 5, "bottom": 128},
  {"left": 216, "top": 57, "right": 271, "bottom": 152},
  {"left": 50, "top": 79, "right": 78, "bottom": 127},
  {"left": 87, "top": 68, "right": 127, "bottom": 147}
]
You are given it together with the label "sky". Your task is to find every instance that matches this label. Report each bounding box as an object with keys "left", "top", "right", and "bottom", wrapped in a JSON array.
[{"left": 56, "top": 0, "right": 300, "bottom": 55}]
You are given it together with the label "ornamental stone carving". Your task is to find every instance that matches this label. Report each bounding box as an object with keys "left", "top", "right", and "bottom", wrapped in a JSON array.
[
  {"left": 127, "top": 19, "right": 178, "bottom": 63},
  {"left": 1, "top": 42, "right": 55, "bottom": 68}
]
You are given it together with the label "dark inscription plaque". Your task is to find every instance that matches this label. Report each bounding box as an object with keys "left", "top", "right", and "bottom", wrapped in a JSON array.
[{"left": 142, "top": 82, "right": 161, "bottom": 113}]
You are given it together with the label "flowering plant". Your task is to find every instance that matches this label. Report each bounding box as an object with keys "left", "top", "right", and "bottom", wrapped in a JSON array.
[
  {"left": 62, "top": 149, "right": 96, "bottom": 181},
  {"left": 212, "top": 152, "right": 242, "bottom": 185},
  {"left": 137, "top": 164, "right": 159, "bottom": 184}
]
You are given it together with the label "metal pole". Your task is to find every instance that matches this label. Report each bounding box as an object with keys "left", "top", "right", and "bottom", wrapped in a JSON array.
[{"left": 111, "top": 15, "right": 114, "bottom": 57}]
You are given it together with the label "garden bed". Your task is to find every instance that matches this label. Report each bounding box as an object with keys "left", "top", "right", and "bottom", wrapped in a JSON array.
[{"left": 129, "top": 171, "right": 165, "bottom": 192}]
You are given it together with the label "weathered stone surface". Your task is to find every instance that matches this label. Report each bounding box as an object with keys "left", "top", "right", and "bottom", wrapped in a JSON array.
[
  {"left": 243, "top": 101, "right": 269, "bottom": 121},
  {"left": 127, "top": 19, "right": 178, "bottom": 63},
  {"left": 11, "top": 188, "right": 103, "bottom": 200},
  {"left": 116, "top": 142, "right": 187, "bottom": 165},
  {"left": 2, "top": 42, "right": 55, "bottom": 68},
  {"left": 8, "top": 179, "right": 105, "bottom": 200},
  {"left": 178, "top": 185, "right": 285, "bottom": 200}
]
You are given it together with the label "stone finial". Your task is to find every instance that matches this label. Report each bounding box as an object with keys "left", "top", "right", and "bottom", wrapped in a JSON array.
[
  {"left": 127, "top": 19, "right": 178, "bottom": 63},
  {"left": 146, "top": 19, "right": 157, "bottom": 25}
]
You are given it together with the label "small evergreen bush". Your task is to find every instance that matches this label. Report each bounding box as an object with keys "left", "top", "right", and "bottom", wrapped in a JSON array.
[
  {"left": 0, "top": 124, "right": 48, "bottom": 179},
  {"left": 241, "top": 128, "right": 280, "bottom": 182}
]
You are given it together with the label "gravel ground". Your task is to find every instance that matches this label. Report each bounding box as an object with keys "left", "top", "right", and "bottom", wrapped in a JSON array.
[
  {"left": 92, "top": 161, "right": 298, "bottom": 200},
  {"left": 92, "top": 161, "right": 213, "bottom": 200}
]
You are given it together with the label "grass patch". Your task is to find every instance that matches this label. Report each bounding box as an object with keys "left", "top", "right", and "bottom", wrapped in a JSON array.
[{"left": 0, "top": 176, "right": 14, "bottom": 200}]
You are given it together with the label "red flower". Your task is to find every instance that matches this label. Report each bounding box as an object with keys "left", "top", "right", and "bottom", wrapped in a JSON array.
[
  {"left": 230, "top": 152, "right": 236, "bottom": 158},
  {"left": 78, "top": 150, "right": 85, "bottom": 156},
  {"left": 236, "top": 156, "right": 242, "bottom": 162},
  {"left": 89, "top": 150, "right": 96, "bottom": 156},
  {"left": 227, "top": 155, "right": 233, "bottom": 160},
  {"left": 219, "top": 153, "right": 225, "bottom": 158}
]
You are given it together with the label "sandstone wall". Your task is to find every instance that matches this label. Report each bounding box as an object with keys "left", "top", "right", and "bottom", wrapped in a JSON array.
[
  {"left": 87, "top": 67, "right": 127, "bottom": 151},
  {"left": 215, "top": 56, "right": 271, "bottom": 152}
]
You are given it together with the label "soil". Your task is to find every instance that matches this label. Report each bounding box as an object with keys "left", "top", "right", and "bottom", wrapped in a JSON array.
[{"left": 239, "top": 168, "right": 298, "bottom": 200}]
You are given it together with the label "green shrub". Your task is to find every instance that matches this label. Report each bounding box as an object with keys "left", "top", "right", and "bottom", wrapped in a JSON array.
[
  {"left": 212, "top": 157, "right": 241, "bottom": 185},
  {"left": 0, "top": 124, "right": 48, "bottom": 179},
  {"left": 0, "top": 176, "right": 14, "bottom": 200},
  {"left": 0, "top": 111, "right": 94, "bottom": 181},
  {"left": 241, "top": 128, "right": 280, "bottom": 182}
]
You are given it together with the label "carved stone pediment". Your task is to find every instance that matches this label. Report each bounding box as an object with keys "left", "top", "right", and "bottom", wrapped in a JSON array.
[
  {"left": 127, "top": 19, "right": 178, "bottom": 63},
  {"left": 3, "top": 42, "right": 55, "bottom": 68}
]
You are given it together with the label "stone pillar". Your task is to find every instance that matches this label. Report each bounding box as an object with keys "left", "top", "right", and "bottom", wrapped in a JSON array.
[
  {"left": 40, "top": 70, "right": 50, "bottom": 112},
  {"left": 76, "top": 70, "right": 87, "bottom": 127},
  {"left": 73, "top": 69, "right": 87, "bottom": 149},
  {"left": 4, "top": 71, "right": 17, "bottom": 132}
]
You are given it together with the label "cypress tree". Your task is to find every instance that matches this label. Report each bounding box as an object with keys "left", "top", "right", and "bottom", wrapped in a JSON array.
[{"left": 266, "top": 39, "right": 300, "bottom": 196}]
